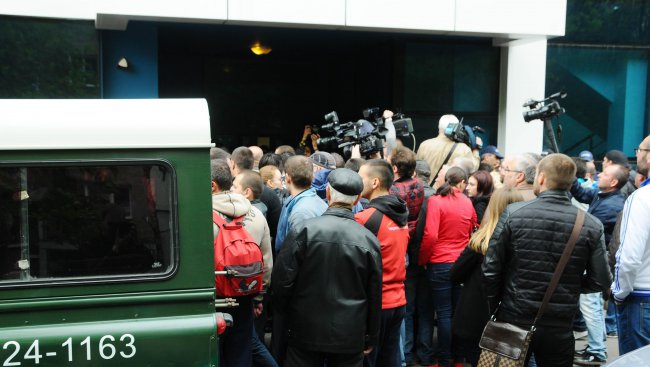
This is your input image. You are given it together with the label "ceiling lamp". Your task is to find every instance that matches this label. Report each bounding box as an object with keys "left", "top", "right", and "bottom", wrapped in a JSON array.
[{"left": 250, "top": 41, "right": 272, "bottom": 56}]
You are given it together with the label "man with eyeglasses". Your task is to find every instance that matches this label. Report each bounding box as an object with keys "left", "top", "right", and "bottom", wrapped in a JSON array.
[
  {"left": 611, "top": 135, "right": 650, "bottom": 356},
  {"left": 499, "top": 154, "right": 538, "bottom": 201}
]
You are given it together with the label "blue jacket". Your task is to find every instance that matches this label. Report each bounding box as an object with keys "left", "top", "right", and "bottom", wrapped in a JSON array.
[
  {"left": 570, "top": 180, "right": 625, "bottom": 245},
  {"left": 275, "top": 188, "right": 328, "bottom": 252}
]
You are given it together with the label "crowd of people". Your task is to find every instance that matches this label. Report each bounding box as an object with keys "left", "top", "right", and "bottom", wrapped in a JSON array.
[{"left": 209, "top": 114, "right": 650, "bottom": 367}]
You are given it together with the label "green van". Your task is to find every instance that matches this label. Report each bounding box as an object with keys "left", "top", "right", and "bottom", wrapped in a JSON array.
[{"left": 0, "top": 99, "right": 225, "bottom": 366}]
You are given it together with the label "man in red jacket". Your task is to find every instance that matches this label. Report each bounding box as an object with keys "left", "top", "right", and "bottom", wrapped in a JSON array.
[{"left": 356, "top": 159, "right": 410, "bottom": 367}]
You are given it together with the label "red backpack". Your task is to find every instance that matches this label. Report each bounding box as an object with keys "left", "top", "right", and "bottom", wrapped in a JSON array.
[{"left": 213, "top": 212, "right": 264, "bottom": 297}]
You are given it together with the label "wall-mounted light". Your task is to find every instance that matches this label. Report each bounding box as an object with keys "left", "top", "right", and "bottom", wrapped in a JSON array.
[
  {"left": 117, "top": 57, "right": 129, "bottom": 69},
  {"left": 250, "top": 41, "right": 272, "bottom": 56}
]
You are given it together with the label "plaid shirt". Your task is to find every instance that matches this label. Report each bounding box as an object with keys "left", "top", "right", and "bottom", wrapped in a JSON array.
[{"left": 390, "top": 177, "right": 425, "bottom": 236}]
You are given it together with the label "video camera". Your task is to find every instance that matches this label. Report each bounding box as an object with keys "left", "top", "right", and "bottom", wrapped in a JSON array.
[
  {"left": 522, "top": 91, "right": 566, "bottom": 122},
  {"left": 318, "top": 108, "right": 411, "bottom": 158},
  {"left": 444, "top": 118, "right": 485, "bottom": 150},
  {"left": 522, "top": 91, "right": 567, "bottom": 153}
]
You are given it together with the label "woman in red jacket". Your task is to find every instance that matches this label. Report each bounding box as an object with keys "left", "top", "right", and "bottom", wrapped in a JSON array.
[{"left": 418, "top": 167, "right": 477, "bottom": 367}]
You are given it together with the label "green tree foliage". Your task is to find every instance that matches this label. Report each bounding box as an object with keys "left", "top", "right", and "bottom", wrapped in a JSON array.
[
  {"left": 0, "top": 17, "right": 99, "bottom": 98},
  {"left": 563, "top": 0, "right": 650, "bottom": 45}
]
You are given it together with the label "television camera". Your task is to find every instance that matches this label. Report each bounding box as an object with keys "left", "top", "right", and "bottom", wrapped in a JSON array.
[{"left": 317, "top": 108, "right": 414, "bottom": 159}]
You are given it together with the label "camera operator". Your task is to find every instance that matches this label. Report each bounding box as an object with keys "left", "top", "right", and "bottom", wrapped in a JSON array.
[
  {"left": 299, "top": 125, "right": 320, "bottom": 155},
  {"left": 416, "top": 115, "right": 479, "bottom": 186}
]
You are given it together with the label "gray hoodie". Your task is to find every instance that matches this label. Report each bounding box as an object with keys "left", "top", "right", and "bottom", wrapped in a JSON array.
[{"left": 212, "top": 191, "right": 273, "bottom": 291}]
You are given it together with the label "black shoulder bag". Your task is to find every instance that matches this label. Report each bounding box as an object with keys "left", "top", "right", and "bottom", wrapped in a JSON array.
[{"left": 477, "top": 210, "right": 586, "bottom": 367}]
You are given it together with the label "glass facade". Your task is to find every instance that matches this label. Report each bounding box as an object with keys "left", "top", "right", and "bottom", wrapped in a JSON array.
[
  {"left": 0, "top": 16, "right": 99, "bottom": 98},
  {"left": 545, "top": 0, "right": 650, "bottom": 159}
]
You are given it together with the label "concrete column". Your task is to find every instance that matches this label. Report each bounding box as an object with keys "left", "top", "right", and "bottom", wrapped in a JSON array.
[{"left": 497, "top": 38, "right": 547, "bottom": 156}]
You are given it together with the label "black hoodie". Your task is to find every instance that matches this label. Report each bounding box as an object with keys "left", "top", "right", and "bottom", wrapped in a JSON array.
[{"left": 369, "top": 194, "right": 409, "bottom": 228}]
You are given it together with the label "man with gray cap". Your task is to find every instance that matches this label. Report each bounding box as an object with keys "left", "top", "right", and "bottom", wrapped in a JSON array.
[
  {"left": 416, "top": 114, "right": 478, "bottom": 186},
  {"left": 272, "top": 168, "right": 383, "bottom": 367}
]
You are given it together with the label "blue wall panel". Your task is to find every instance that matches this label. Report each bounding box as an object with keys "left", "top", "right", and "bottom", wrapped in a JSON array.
[{"left": 102, "top": 22, "right": 158, "bottom": 98}]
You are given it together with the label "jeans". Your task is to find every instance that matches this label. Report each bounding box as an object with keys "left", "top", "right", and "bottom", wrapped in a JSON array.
[
  {"left": 399, "top": 319, "right": 405, "bottom": 366},
  {"left": 427, "top": 263, "right": 459, "bottom": 367},
  {"left": 404, "top": 266, "right": 434, "bottom": 364},
  {"left": 605, "top": 300, "right": 617, "bottom": 334},
  {"left": 616, "top": 295, "right": 650, "bottom": 355},
  {"left": 365, "top": 306, "right": 405, "bottom": 367},
  {"left": 524, "top": 325, "right": 574, "bottom": 367},
  {"left": 252, "top": 326, "right": 279, "bottom": 367},
  {"left": 579, "top": 292, "right": 607, "bottom": 360}
]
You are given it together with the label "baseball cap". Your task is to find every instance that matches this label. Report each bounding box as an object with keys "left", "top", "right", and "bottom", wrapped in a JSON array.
[
  {"left": 481, "top": 145, "right": 504, "bottom": 159},
  {"left": 310, "top": 151, "right": 336, "bottom": 170},
  {"left": 579, "top": 150, "right": 594, "bottom": 162}
]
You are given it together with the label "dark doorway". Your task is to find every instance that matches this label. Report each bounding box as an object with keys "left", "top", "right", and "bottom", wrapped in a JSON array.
[{"left": 158, "top": 24, "right": 499, "bottom": 152}]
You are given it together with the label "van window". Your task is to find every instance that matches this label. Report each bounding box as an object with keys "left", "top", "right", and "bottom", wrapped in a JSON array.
[{"left": 0, "top": 162, "right": 175, "bottom": 283}]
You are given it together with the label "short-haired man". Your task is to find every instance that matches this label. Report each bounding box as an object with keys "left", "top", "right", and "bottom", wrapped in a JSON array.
[
  {"left": 230, "top": 146, "right": 282, "bottom": 251},
  {"left": 389, "top": 146, "right": 424, "bottom": 236},
  {"left": 416, "top": 114, "right": 478, "bottom": 185},
  {"left": 500, "top": 154, "right": 538, "bottom": 201},
  {"left": 602, "top": 150, "right": 636, "bottom": 198},
  {"left": 275, "top": 156, "right": 328, "bottom": 252},
  {"left": 483, "top": 154, "right": 611, "bottom": 366},
  {"left": 356, "top": 160, "right": 409, "bottom": 367},
  {"left": 271, "top": 155, "right": 327, "bottom": 363},
  {"left": 249, "top": 145, "right": 264, "bottom": 171},
  {"left": 210, "top": 159, "right": 273, "bottom": 367},
  {"left": 570, "top": 164, "right": 628, "bottom": 364},
  {"left": 232, "top": 170, "right": 267, "bottom": 215},
  {"left": 611, "top": 135, "right": 650, "bottom": 355},
  {"left": 272, "top": 169, "right": 383, "bottom": 367}
]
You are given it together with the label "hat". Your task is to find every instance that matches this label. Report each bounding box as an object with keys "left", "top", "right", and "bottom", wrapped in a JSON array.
[
  {"left": 579, "top": 150, "right": 594, "bottom": 162},
  {"left": 327, "top": 168, "right": 363, "bottom": 196},
  {"left": 415, "top": 160, "right": 431, "bottom": 178},
  {"left": 310, "top": 151, "right": 336, "bottom": 170},
  {"left": 481, "top": 145, "right": 504, "bottom": 159}
]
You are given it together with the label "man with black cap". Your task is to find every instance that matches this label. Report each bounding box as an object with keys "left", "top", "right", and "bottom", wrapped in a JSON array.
[
  {"left": 355, "top": 160, "right": 409, "bottom": 367},
  {"left": 272, "top": 168, "right": 383, "bottom": 367}
]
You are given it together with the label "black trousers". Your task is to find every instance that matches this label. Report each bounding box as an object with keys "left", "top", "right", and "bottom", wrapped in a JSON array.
[
  {"left": 524, "top": 324, "right": 574, "bottom": 367},
  {"left": 285, "top": 346, "right": 363, "bottom": 367},
  {"left": 365, "top": 306, "right": 406, "bottom": 367},
  {"left": 221, "top": 295, "right": 254, "bottom": 367}
]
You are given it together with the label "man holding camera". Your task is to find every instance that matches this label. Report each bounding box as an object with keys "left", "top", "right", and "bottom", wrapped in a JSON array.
[{"left": 416, "top": 114, "right": 478, "bottom": 186}]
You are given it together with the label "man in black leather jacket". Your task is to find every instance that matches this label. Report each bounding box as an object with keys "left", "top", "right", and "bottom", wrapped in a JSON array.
[
  {"left": 482, "top": 154, "right": 612, "bottom": 367},
  {"left": 272, "top": 168, "right": 383, "bottom": 367}
]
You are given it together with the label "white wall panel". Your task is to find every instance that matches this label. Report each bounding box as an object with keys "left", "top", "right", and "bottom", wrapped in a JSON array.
[
  {"left": 497, "top": 38, "right": 547, "bottom": 155},
  {"left": 456, "top": 0, "right": 566, "bottom": 37},
  {"left": 346, "top": 0, "right": 455, "bottom": 32},
  {"left": 227, "top": 0, "right": 345, "bottom": 26}
]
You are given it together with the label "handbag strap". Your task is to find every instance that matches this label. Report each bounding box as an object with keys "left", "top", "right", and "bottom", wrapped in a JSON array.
[{"left": 532, "top": 209, "right": 586, "bottom": 326}]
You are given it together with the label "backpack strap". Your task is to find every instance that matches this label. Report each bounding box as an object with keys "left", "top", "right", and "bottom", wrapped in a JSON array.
[
  {"left": 213, "top": 211, "right": 242, "bottom": 225},
  {"left": 363, "top": 208, "right": 384, "bottom": 237},
  {"left": 213, "top": 211, "right": 227, "bottom": 226}
]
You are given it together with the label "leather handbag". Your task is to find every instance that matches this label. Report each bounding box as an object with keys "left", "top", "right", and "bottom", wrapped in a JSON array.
[{"left": 477, "top": 210, "right": 586, "bottom": 367}]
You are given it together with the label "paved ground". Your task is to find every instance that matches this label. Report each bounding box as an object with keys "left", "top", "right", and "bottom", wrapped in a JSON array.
[
  {"left": 574, "top": 334, "right": 619, "bottom": 366},
  {"left": 404, "top": 333, "right": 620, "bottom": 366}
]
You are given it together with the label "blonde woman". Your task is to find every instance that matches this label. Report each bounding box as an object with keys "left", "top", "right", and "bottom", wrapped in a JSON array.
[{"left": 450, "top": 188, "right": 524, "bottom": 367}]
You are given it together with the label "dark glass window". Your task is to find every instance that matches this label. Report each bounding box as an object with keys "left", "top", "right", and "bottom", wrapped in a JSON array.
[
  {"left": 0, "top": 16, "right": 99, "bottom": 98},
  {"left": 0, "top": 163, "right": 175, "bottom": 283}
]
